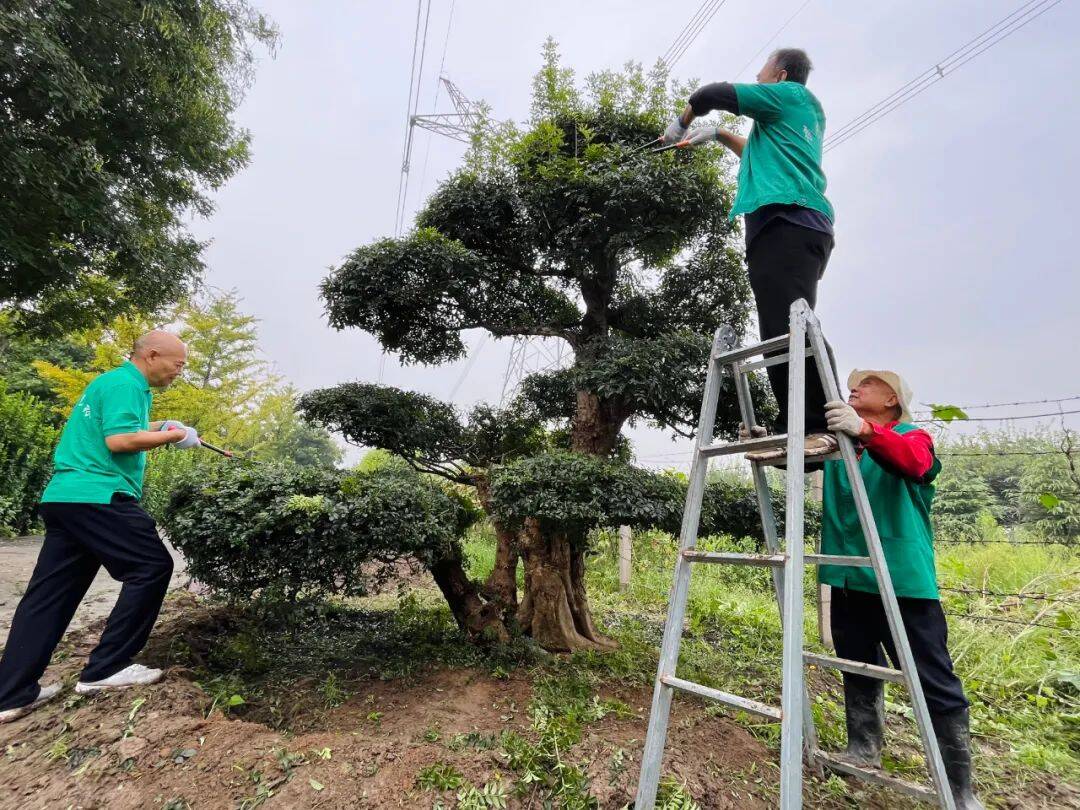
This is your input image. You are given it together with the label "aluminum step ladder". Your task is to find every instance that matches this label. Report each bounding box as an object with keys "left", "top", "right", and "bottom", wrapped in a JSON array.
[{"left": 633, "top": 299, "right": 955, "bottom": 809}]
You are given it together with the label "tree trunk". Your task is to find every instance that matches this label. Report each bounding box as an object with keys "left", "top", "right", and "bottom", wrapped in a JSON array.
[
  {"left": 475, "top": 477, "right": 519, "bottom": 620},
  {"left": 429, "top": 555, "right": 510, "bottom": 643},
  {"left": 516, "top": 518, "right": 615, "bottom": 652},
  {"left": 570, "top": 390, "right": 623, "bottom": 456}
]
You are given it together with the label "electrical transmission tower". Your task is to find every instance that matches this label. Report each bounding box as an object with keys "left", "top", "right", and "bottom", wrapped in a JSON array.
[
  {"left": 499, "top": 337, "right": 570, "bottom": 407},
  {"left": 409, "top": 76, "right": 484, "bottom": 145}
]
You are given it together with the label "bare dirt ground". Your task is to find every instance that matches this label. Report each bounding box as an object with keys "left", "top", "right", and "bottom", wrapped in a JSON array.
[{"left": 0, "top": 535, "right": 188, "bottom": 638}]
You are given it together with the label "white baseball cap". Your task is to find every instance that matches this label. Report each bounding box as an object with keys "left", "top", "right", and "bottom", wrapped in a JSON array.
[{"left": 847, "top": 369, "right": 914, "bottom": 423}]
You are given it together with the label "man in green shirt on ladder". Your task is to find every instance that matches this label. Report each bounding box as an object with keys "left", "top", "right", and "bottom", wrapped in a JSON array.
[
  {"left": 661, "top": 48, "right": 837, "bottom": 462},
  {"left": 0, "top": 331, "right": 202, "bottom": 723}
]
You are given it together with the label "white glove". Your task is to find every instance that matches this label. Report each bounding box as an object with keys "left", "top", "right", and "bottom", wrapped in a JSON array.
[
  {"left": 159, "top": 419, "right": 186, "bottom": 432},
  {"left": 684, "top": 127, "right": 719, "bottom": 147},
  {"left": 825, "top": 400, "right": 866, "bottom": 437},
  {"left": 173, "top": 426, "right": 201, "bottom": 449},
  {"left": 661, "top": 117, "right": 688, "bottom": 145}
]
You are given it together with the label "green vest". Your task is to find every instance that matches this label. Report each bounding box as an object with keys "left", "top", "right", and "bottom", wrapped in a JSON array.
[
  {"left": 731, "top": 81, "right": 834, "bottom": 222},
  {"left": 41, "top": 361, "right": 153, "bottom": 504},
  {"left": 818, "top": 423, "right": 941, "bottom": 599}
]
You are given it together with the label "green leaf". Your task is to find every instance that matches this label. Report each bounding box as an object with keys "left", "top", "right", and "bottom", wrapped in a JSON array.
[
  {"left": 309, "top": 778, "right": 325, "bottom": 792},
  {"left": 928, "top": 403, "right": 969, "bottom": 422},
  {"left": 226, "top": 694, "right": 245, "bottom": 707},
  {"left": 1038, "top": 493, "right": 1061, "bottom": 509}
]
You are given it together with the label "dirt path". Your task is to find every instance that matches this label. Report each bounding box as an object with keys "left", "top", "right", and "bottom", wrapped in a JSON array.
[{"left": 0, "top": 535, "right": 188, "bottom": 638}]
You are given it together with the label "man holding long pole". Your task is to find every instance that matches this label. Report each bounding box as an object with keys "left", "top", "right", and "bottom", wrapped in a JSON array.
[
  {"left": 661, "top": 48, "right": 836, "bottom": 462},
  {"left": 0, "top": 331, "right": 201, "bottom": 722}
]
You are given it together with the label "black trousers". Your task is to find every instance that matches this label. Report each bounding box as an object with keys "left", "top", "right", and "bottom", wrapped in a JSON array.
[
  {"left": 0, "top": 495, "right": 173, "bottom": 710},
  {"left": 746, "top": 219, "right": 835, "bottom": 433},
  {"left": 831, "top": 587, "right": 970, "bottom": 715}
]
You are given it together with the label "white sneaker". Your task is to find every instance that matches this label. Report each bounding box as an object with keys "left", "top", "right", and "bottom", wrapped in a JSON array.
[
  {"left": 75, "top": 664, "right": 163, "bottom": 694},
  {"left": 0, "top": 683, "right": 62, "bottom": 723}
]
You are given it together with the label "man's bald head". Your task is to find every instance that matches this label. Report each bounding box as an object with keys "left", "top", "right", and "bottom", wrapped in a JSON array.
[{"left": 130, "top": 330, "right": 187, "bottom": 388}]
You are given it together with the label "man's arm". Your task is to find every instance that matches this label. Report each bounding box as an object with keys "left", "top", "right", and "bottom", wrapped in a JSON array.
[
  {"left": 105, "top": 429, "right": 185, "bottom": 454},
  {"left": 860, "top": 425, "right": 935, "bottom": 481},
  {"left": 666, "top": 83, "right": 745, "bottom": 155}
]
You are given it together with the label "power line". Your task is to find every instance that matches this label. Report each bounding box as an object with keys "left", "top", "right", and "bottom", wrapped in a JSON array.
[
  {"left": 662, "top": 0, "right": 730, "bottom": 69},
  {"left": 447, "top": 333, "right": 488, "bottom": 402},
  {"left": 415, "top": 0, "right": 457, "bottom": 209},
  {"left": 732, "top": 0, "right": 816, "bottom": 81},
  {"left": 938, "top": 449, "right": 1078, "bottom": 457},
  {"left": 824, "top": 0, "right": 1065, "bottom": 152},
  {"left": 394, "top": 0, "right": 434, "bottom": 235}
]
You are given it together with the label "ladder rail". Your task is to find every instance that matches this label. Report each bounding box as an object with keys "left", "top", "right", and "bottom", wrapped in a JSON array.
[
  {"left": 778, "top": 302, "right": 810, "bottom": 809},
  {"left": 804, "top": 311, "right": 955, "bottom": 810},
  {"left": 731, "top": 358, "right": 820, "bottom": 762},
  {"left": 634, "top": 328, "right": 728, "bottom": 810}
]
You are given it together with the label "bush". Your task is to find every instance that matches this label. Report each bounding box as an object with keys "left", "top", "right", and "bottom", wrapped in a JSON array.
[
  {"left": 699, "top": 473, "right": 822, "bottom": 545},
  {"left": 161, "top": 462, "right": 464, "bottom": 602},
  {"left": 489, "top": 451, "right": 685, "bottom": 542},
  {"left": 0, "top": 381, "right": 57, "bottom": 536}
]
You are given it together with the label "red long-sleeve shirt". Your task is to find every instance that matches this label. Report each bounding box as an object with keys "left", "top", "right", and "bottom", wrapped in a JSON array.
[{"left": 858, "top": 421, "right": 935, "bottom": 481}]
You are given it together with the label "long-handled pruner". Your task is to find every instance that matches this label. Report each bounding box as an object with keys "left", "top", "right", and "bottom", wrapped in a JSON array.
[
  {"left": 647, "top": 140, "right": 691, "bottom": 154},
  {"left": 199, "top": 439, "right": 235, "bottom": 459}
]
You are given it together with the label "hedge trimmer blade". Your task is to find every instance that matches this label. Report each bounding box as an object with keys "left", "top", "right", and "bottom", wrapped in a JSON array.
[{"left": 648, "top": 140, "right": 690, "bottom": 154}]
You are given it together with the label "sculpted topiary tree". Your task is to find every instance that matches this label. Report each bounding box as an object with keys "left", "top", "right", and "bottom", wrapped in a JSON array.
[{"left": 313, "top": 42, "right": 767, "bottom": 650}]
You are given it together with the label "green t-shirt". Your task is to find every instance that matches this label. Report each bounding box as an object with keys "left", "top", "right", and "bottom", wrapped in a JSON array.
[
  {"left": 818, "top": 423, "right": 941, "bottom": 599},
  {"left": 41, "top": 361, "right": 153, "bottom": 504},
  {"left": 731, "top": 81, "right": 834, "bottom": 222}
]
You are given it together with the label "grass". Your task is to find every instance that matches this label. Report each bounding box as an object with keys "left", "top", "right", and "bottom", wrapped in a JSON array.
[{"left": 167, "top": 520, "right": 1076, "bottom": 807}]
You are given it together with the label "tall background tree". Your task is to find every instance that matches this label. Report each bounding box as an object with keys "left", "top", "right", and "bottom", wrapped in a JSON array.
[
  {"left": 312, "top": 42, "right": 769, "bottom": 650},
  {"left": 0, "top": 0, "right": 278, "bottom": 333}
]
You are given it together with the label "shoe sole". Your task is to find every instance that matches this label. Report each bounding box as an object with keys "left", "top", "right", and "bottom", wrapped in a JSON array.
[
  {"left": 75, "top": 674, "right": 163, "bottom": 694},
  {"left": 0, "top": 689, "right": 62, "bottom": 723}
]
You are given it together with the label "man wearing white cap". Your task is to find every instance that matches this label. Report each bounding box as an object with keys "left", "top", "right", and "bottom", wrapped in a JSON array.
[{"left": 819, "top": 370, "right": 984, "bottom": 810}]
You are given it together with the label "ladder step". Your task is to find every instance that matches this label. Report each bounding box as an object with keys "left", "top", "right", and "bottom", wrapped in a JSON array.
[
  {"left": 683, "top": 550, "right": 785, "bottom": 567},
  {"left": 804, "top": 553, "right": 873, "bottom": 568},
  {"left": 700, "top": 434, "right": 788, "bottom": 458},
  {"left": 739, "top": 349, "right": 815, "bottom": 373},
  {"left": 814, "top": 752, "right": 937, "bottom": 801},
  {"left": 662, "top": 675, "right": 781, "bottom": 720},
  {"left": 752, "top": 450, "right": 842, "bottom": 467},
  {"left": 683, "top": 551, "right": 872, "bottom": 569},
  {"left": 803, "top": 653, "right": 905, "bottom": 683},
  {"left": 713, "top": 334, "right": 791, "bottom": 364}
]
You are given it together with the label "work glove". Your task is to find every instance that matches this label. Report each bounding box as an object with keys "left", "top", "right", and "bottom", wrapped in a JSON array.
[
  {"left": 825, "top": 400, "right": 867, "bottom": 438},
  {"left": 738, "top": 422, "right": 768, "bottom": 442},
  {"left": 683, "top": 126, "right": 719, "bottom": 147},
  {"left": 661, "top": 117, "right": 688, "bottom": 145},
  {"left": 173, "top": 426, "right": 201, "bottom": 450},
  {"left": 159, "top": 419, "right": 186, "bottom": 432}
]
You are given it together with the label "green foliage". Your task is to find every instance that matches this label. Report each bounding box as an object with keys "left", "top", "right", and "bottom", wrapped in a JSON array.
[
  {"left": 161, "top": 463, "right": 463, "bottom": 601},
  {"left": 319, "top": 42, "right": 753, "bottom": 442},
  {"left": 699, "top": 470, "right": 821, "bottom": 544},
  {"left": 928, "top": 403, "right": 969, "bottom": 422},
  {"left": 932, "top": 467, "right": 997, "bottom": 543},
  {"left": 416, "top": 762, "right": 464, "bottom": 791},
  {"left": 300, "top": 383, "right": 546, "bottom": 482},
  {"left": 0, "top": 381, "right": 57, "bottom": 535},
  {"left": 0, "top": 316, "right": 92, "bottom": 417},
  {"left": 0, "top": 0, "right": 278, "bottom": 333},
  {"left": 489, "top": 451, "right": 684, "bottom": 540}
]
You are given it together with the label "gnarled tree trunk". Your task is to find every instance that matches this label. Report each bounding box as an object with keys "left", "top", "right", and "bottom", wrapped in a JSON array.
[
  {"left": 429, "top": 555, "right": 510, "bottom": 643},
  {"left": 516, "top": 518, "right": 615, "bottom": 651},
  {"left": 475, "top": 477, "right": 519, "bottom": 622}
]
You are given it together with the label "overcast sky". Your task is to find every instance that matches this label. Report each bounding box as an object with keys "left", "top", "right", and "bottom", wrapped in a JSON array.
[{"left": 188, "top": 0, "right": 1080, "bottom": 468}]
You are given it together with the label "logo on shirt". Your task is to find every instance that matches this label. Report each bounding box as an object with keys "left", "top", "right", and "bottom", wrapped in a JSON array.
[
  {"left": 802, "top": 125, "right": 815, "bottom": 143},
  {"left": 76, "top": 397, "right": 91, "bottom": 418}
]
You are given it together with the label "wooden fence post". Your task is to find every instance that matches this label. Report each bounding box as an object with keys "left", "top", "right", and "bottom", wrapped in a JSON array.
[{"left": 618, "top": 525, "right": 632, "bottom": 592}]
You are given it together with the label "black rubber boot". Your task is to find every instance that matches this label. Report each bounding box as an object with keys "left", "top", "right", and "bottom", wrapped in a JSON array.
[
  {"left": 931, "top": 707, "right": 985, "bottom": 810},
  {"left": 839, "top": 675, "right": 884, "bottom": 767}
]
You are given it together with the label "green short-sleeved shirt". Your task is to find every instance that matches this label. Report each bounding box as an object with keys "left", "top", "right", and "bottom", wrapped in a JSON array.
[
  {"left": 731, "top": 81, "right": 834, "bottom": 222},
  {"left": 40, "top": 361, "right": 153, "bottom": 504}
]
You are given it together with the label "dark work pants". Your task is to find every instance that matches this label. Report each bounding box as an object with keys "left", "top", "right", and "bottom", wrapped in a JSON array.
[
  {"left": 0, "top": 495, "right": 173, "bottom": 710},
  {"left": 746, "top": 219, "right": 835, "bottom": 434},
  {"left": 831, "top": 587, "right": 970, "bottom": 715}
]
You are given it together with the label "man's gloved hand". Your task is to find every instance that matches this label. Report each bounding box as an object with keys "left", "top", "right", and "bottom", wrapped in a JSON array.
[
  {"left": 173, "top": 426, "right": 201, "bottom": 450},
  {"left": 825, "top": 401, "right": 867, "bottom": 438},
  {"left": 684, "top": 126, "right": 719, "bottom": 147},
  {"left": 738, "top": 422, "right": 768, "bottom": 441},
  {"left": 159, "top": 419, "right": 186, "bottom": 432},
  {"left": 661, "top": 117, "right": 688, "bottom": 145}
]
